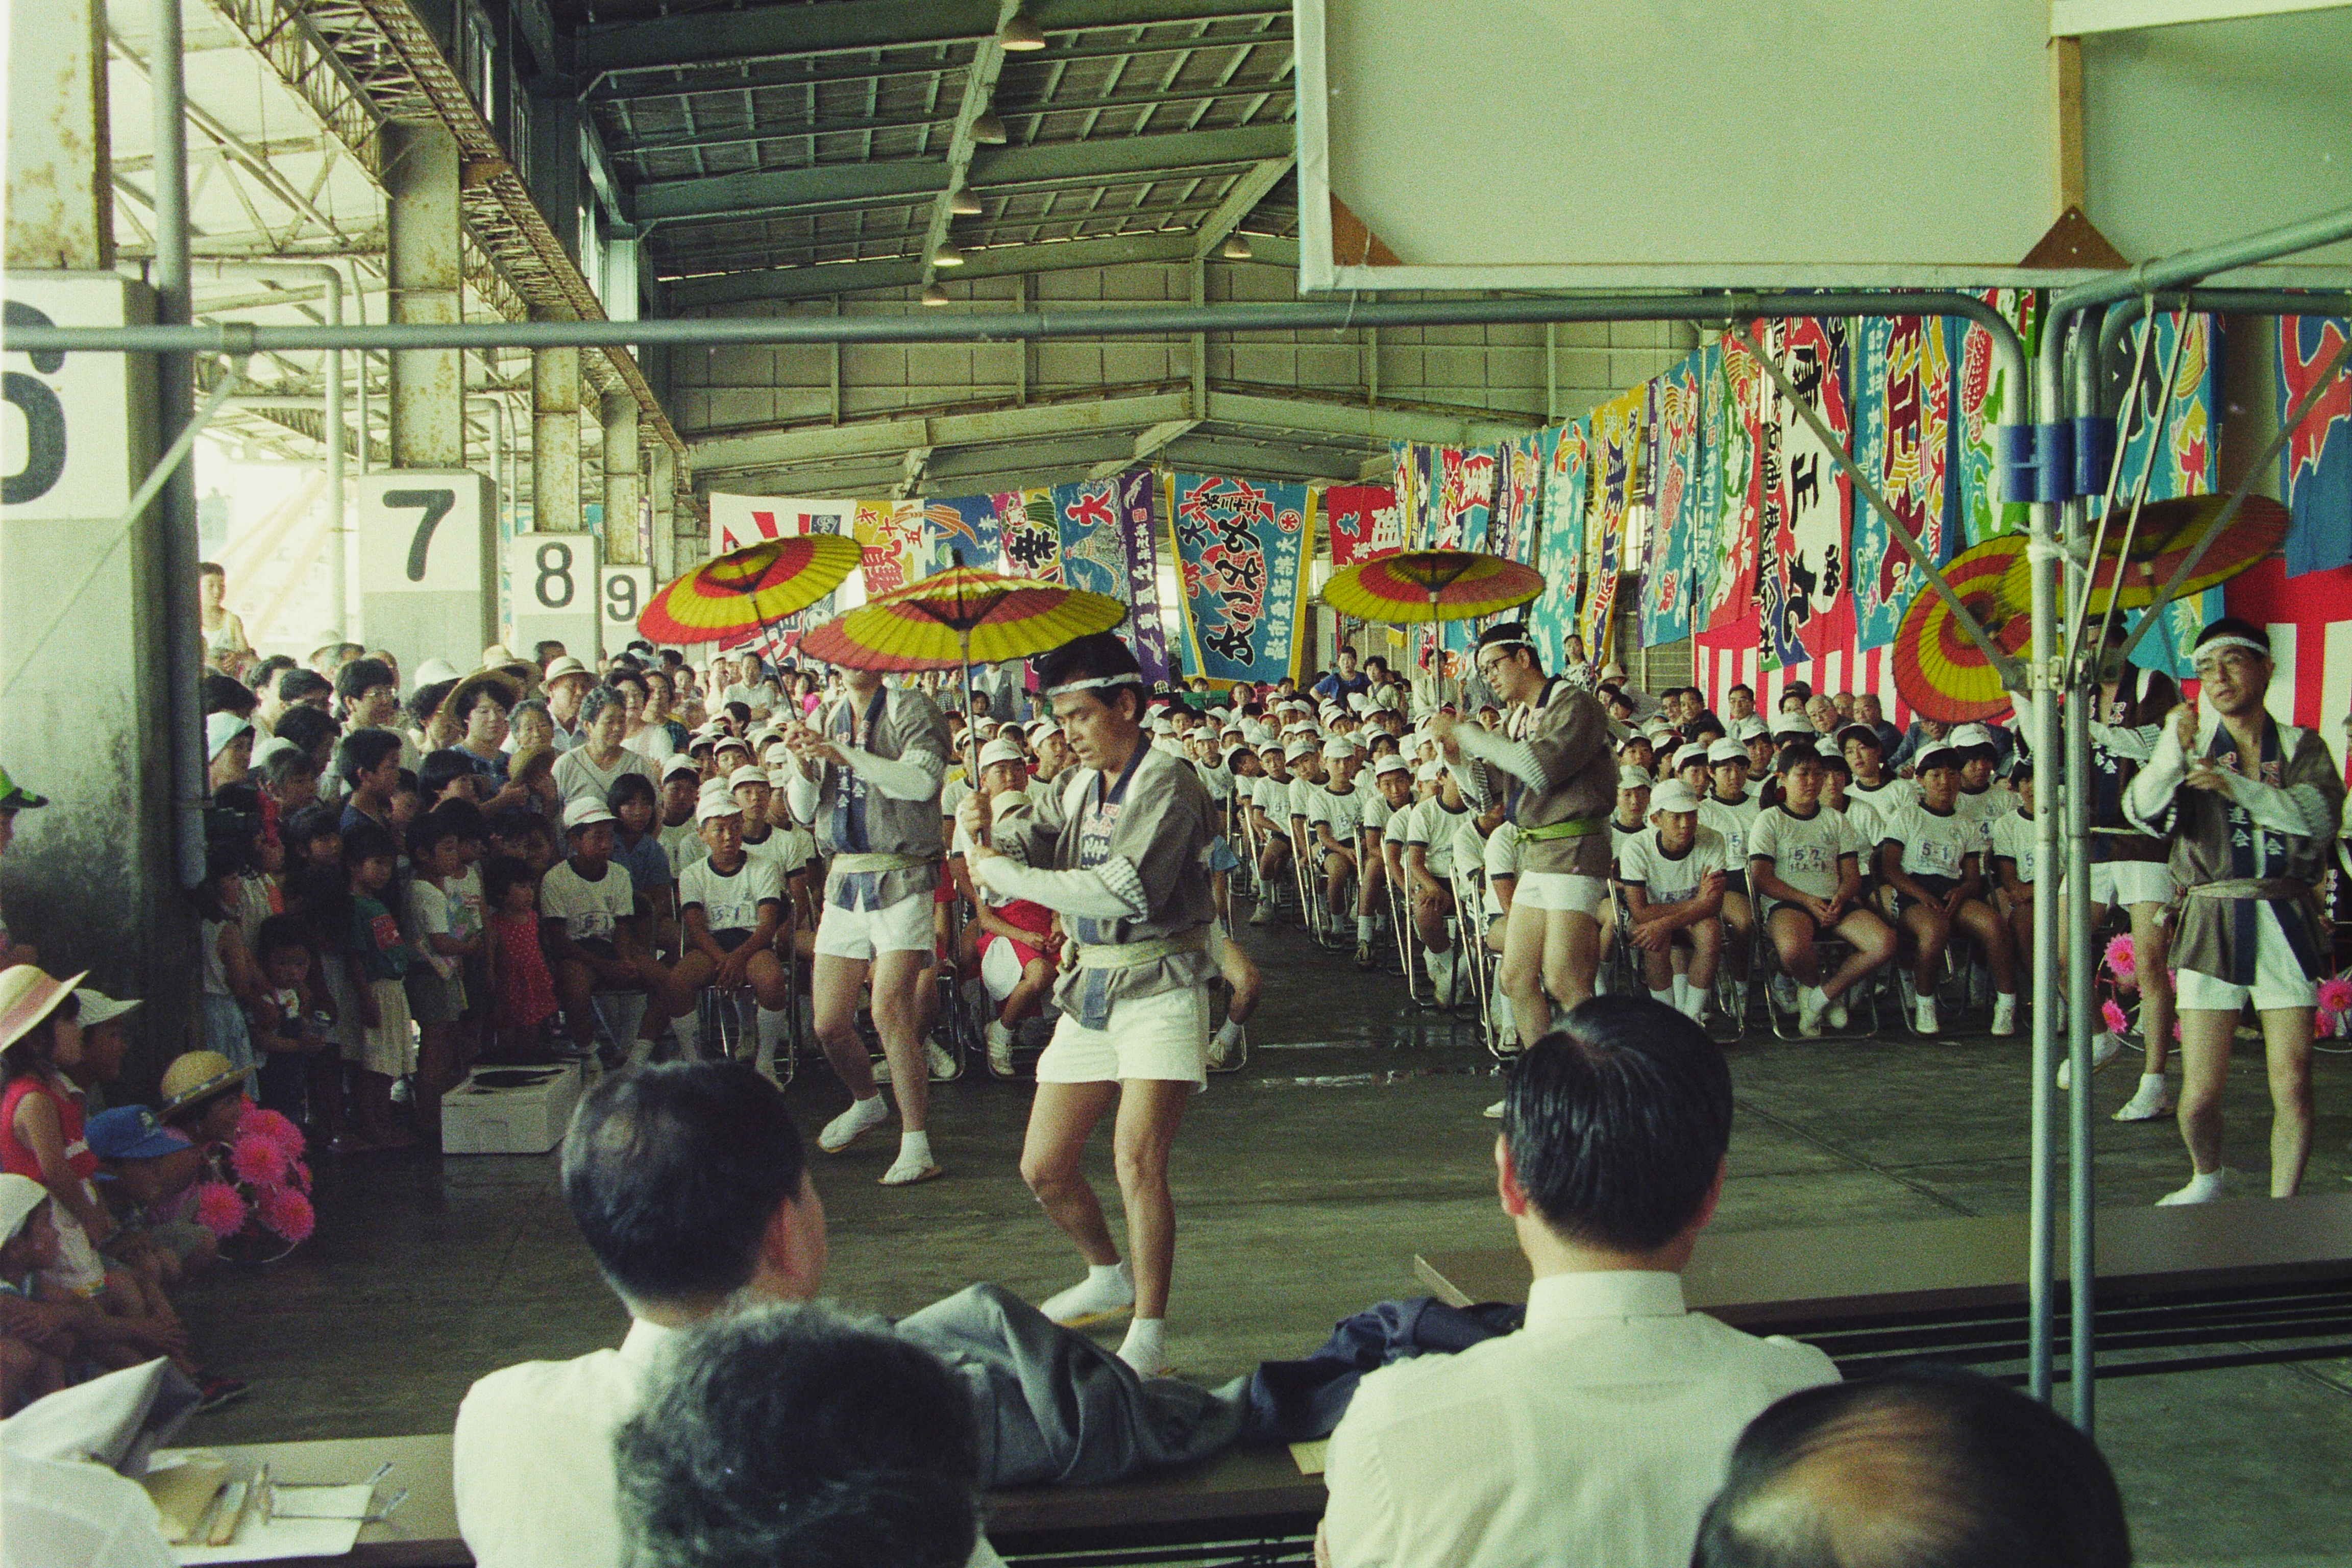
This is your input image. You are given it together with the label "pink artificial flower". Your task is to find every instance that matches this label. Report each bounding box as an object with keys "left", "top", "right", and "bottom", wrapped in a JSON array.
[
  {"left": 287, "top": 1160, "right": 313, "bottom": 1193},
  {"left": 229, "top": 1134, "right": 290, "bottom": 1189},
  {"left": 256, "top": 1184, "right": 315, "bottom": 1245},
  {"left": 237, "top": 1107, "right": 306, "bottom": 1157},
  {"left": 2103, "top": 935, "right": 2136, "bottom": 986},
  {"left": 193, "top": 1181, "right": 248, "bottom": 1240},
  {"left": 2317, "top": 976, "right": 2352, "bottom": 1017},
  {"left": 2101, "top": 999, "right": 2130, "bottom": 1037}
]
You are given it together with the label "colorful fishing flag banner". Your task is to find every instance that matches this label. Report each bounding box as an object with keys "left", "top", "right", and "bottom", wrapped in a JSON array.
[
  {"left": 851, "top": 500, "right": 929, "bottom": 600},
  {"left": 1525, "top": 420, "right": 1588, "bottom": 667},
  {"left": 2280, "top": 315, "right": 2352, "bottom": 579},
  {"left": 1643, "top": 350, "right": 1705, "bottom": 647},
  {"left": 923, "top": 492, "right": 1016, "bottom": 576},
  {"left": 1955, "top": 289, "right": 2043, "bottom": 547},
  {"left": 1170, "top": 472, "right": 1312, "bottom": 685},
  {"left": 1582, "top": 386, "right": 1647, "bottom": 659},
  {"left": 1112, "top": 470, "right": 1175, "bottom": 688},
  {"left": 2104, "top": 313, "right": 2223, "bottom": 679},
  {"left": 707, "top": 494, "right": 854, "bottom": 556},
  {"left": 1324, "top": 484, "right": 1404, "bottom": 566},
  {"left": 1757, "top": 317, "right": 1854, "bottom": 670},
  {"left": 1850, "top": 315, "right": 1956, "bottom": 653},
  {"left": 1705, "top": 337, "right": 1761, "bottom": 635}
]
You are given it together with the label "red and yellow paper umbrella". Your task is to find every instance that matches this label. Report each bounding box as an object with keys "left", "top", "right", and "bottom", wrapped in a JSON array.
[
  {"left": 801, "top": 562, "right": 1128, "bottom": 774},
  {"left": 1318, "top": 548, "right": 1545, "bottom": 625},
  {"left": 636, "top": 534, "right": 864, "bottom": 644},
  {"left": 1892, "top": 536, "right": 2035, "bottom": 724},
  {"left": 1996, "top": 494, "right": 2289, "bottom": 614}
]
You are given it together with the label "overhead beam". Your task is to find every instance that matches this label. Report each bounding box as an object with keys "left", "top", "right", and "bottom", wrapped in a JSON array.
[
  {"left": 633, "top": 122, "right": 1295, "bottom": 224},
  {"left": 692, "top": 390, "right": 1193, "bottom": 471},
  {"left": 667, "top": 231, "right": 1200, "bottom": 307},
  {"left": 1205, "top": 387, "right": 1537, "bottom": 446},
  {"left": 920, "top": 2, "right": 1021, "bottom": 296},
  {"left": 1192, "top": 156, "right": 1292, "bottom": 258},
  {"left": 586, "top": 0, "right": 1286, "bottom": 79},
  {"left": 1089, "top": 416, "right": 1198, "bottom": 477}
]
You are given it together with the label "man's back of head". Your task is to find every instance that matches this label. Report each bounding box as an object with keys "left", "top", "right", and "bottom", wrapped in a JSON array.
[
  {"left": 1694, "top": 1366, "right": 2132, "bottom": 1568},
  {"left": 561, "top": 1062, "right": 820, "bottom": 1314},
  {"left": 1502, "top": 995, "right": 1733, "bottom": 1256},
  {"left": 615, "top": 1303, "right": 981, "bottom": 1568}
]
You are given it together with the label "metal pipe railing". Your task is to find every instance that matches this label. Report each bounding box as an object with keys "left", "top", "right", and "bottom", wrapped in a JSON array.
[
  {"left": 2050, "top": 203, "right": 2352, "bottom": 318},
  {"left": 4, "top": 290, "right": 2026, "bottom": 357},
  {"left": 150, "top": 0, "right": 205, "bottom": 891}
]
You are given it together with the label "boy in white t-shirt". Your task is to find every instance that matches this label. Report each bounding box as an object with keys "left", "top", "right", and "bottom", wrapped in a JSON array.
[
  {"left": 1404, "top": 768, "right": 1475, "bottom": 1001},
  {"left": 1987, "top": 761, "right": 2045, "bottom": 967},
  {"left": 1245, "top": 743, "right": 1295, "bottom": 924},
  {"left": 1308, "top": 739, "right": 1369, "bottom": 947},
  {"left": 541, "top": 797, "right": 669, "bottom": 1063},
  {"left": 1749, "top": 743, "right": 1896, "bottom": 1037},
  {"left": 1355, "top": 754, "right": 1414, "bottom": 969},
  {"left": 1840, "top": 721, "right": 1918, "bottom": 821},
  {"left": 663, "top": 794, "right": 791, "bottom": 1076},
  {"left": 1876, "top": 744, "right": 2018, "bottom": 1036},
  {"left": 1697, "top": 739, "right": 1763, "bottom": 983},
  {"left": 1617, "top": 780, "right": 1729, "bottom": 1022}
]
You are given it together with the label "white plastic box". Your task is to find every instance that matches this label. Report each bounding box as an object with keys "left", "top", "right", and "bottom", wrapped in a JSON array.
[{"left": 440, "top": 1062, "right": 584, "bottom": 1155}]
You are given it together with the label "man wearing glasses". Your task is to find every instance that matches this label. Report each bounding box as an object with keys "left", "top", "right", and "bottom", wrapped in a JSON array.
[
  {"left": 2125, "top": 618, "right": 2343, "bottom": 1206},
  {"left": 1431, "top": 623, "right": 1619, "bottom": 1065}
]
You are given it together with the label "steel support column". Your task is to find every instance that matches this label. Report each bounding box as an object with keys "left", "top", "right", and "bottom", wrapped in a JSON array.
[
  {"left": 601, "top": 391, "right": 643, "bottom": 566},
  {"left": 385, "top": 124, "right": 465, "bottom": 470},
  {"left": 533, "top": 339, "right": 584, "bottom": 536},
  {"left": 648, "top": 444, "right": 678, "bottom": 581}
]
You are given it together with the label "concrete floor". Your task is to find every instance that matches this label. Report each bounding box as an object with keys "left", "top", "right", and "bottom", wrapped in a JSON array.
[{"left": 180, "top": 918, "right": 2352, "bottom": 1568}]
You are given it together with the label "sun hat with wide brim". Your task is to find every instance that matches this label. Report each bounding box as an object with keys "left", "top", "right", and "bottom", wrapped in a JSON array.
[
  {"left": 445, "top": 669, "right": 522, "bottom": 723},
  {"left": 159, "top": 1050, "right": 247, "bottom": 1121},
  {"left": 72, "top": 989, "right": 142, "bottom": 1027},
  {"left": 0, "top": 967, "right": 90, "bottom": 1056},
  {"left": 0, "top": 1174, "right": 50, "bottom": 1245}
]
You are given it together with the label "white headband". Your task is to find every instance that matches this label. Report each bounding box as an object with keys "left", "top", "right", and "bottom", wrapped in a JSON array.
[
  {"left": 1043, "top": 674, "right": 1141, "bottom": 698},
  {"left": 2193, "top": 635, "right": 2269, "bottom": 662}
]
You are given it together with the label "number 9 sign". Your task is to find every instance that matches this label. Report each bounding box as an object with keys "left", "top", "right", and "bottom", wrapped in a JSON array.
[
  {"left": 601, "top": 566, "right": 655, "bottom": 646},
  {"left": 508, "top": 533, "right": 601, "bottom": 662}
]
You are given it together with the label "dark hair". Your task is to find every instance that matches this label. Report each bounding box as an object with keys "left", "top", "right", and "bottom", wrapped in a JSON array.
[
  {"left": 482, "top": 853, "right": 537, "bottom": 907},
  {"left": 254, "top": 913, "right": 311, "bottom": 960},
  {"left": 2111, "top": 665, "right": 2180, "bottom": 731},
  {"left": 407, "top": 812, "right": 463, "bottom": 863},
  {"left": 188, "top": 839, "right": 252, "bottom": 919},
  {"left": 199, "top": 560, "right": 226, "bottom": 579},
  {"left": 335, "top": 657, "right": 395, "bottom": 702},
  {"left": 248, "top": 654, "right": 296, "bottom": 693},
  {"left": 486, "top": 807, "right": 549, "bottom": 845},
  {"left": 277, "top": 668, "right": 332, "bottom": 704},
  {"left": 608, "top": 670, "right": 649, "bottom": 701},
  {"left": 561, "top": 1062, "right": 811, "bottom": 1306},
  {"left": 1729, "top": 683, "right": 1754, "bottom": 698},
  {"left": 614, "top": 1304, "right": 981, "bottom": 1568},
  {"left": 0, "top": 989, "right": 79, "bottom": 1084},
  {"left": 203, "top": 671, "right": 259, "bottom": 718},
  {"left": 408, "top": 679, "right": 458, "bottom": 729},
  {"left": 1693, "top": 1366, "right": 2132, "bottom": 1568},
  {"left": 340, "top": 819, "right": 399, "bottom": 870},
  {"left": 273, "top": 704, "right": 340, "bottom": 760},
  {"left": 1033, "top": 632, "right": 1144, "bottom": 718},
  {"left": 427, "top": 797, "right": 487, "bottom": 843},
  {"left": 608, "top": 773, "right": 658, "bottom": 815},
  {"left": 532, "top": 640, "right": 567, "bottom": 664},
  {"left": 1501, "top": 997, "right": 1731, "bottom": 1252},
  {"left": 1774, "top": 742, "right": 1824, "bottom": 776},
  {"left": 419, "top": 749, "right": 478, "bottom": 804},
  {"left": 1688, "top": 716, "right": 1726, "bottom": 745},
  {"left": 336, "top": 728, "right": 404, "bottom": 788},
  {"left": 286, "top": 803, "right": 342, "bottom": 846}
]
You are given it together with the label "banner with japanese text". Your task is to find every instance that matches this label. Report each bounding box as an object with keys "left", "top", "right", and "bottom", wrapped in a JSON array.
[
  {"left": 1111, "top": 470, "right": 1175, "bottom": 687},
  {"left": 1322, "top": 484, "right": 1403, "bottom": 566},
  {"left": 1850, "top": 315, "right": 1956, "bottom": 653},
  {"left": 1582, "top": 387, "right": 1647, "bottom": 659},
  {"left": 1758, "top": 317, "right": 1854, "bottom": 670},
  {"left": 2282, "top": 315, "right": 2352, "bottom": 579},
  {"left": 707, "top": 494, "right": 854, "bottom": 556},
  {"left": 1642, "top": 351, "right": 1705, "bottom": 647},
  {"left": 1526, "top": 420, "right": 1589, "bottom": 667},
  {"left": 1170, "top": 472, "right": 1311, "bottom": 685},
  {"left": 850, "top": 500, "right": 929, "bottom": 599}
]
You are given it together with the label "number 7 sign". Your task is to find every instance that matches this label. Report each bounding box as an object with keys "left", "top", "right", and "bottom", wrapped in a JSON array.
[{"left": 357, "top": 471, "right": 496, "bottom": 676}]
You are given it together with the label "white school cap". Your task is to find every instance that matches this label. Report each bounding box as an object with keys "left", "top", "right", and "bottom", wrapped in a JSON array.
[
  {"left": 694, "top": 793, "right": 743, "bottom": 824},
  {"left": 561, "top": 798, "right": 616, "bottom": 831},
  {"left": 727, "top": 765, "right": 766, "bottom": 790},
  {"left": 1650, "top": 780, "right": 1704, "bottom": 815},
  {"left": 1373, "top": 754, "right": 1411, "bottom": 778},
  {"left": 1707, "top": 738, "right": 1749, "bottom": 765},
  {"left": 978, "top": 738, "right": 1027, "bottom": 770},
  {"left": 1320, "top": 737, "right": 1359, "bottom": 760},
  {"left": 662, "top": 756, "right": 701, "bottom": 781},
  {"left": 1284, "top": 738, "right": 1317, "bottom": 761},
  {"left": 1618, "top": 765, "right": 1654, "bottom": 791}
]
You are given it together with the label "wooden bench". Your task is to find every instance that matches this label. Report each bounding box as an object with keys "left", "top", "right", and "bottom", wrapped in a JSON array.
[
  {"left": 183, "top": 1432, "right": 1325, "bottom": 1567},
  {"left": 1416, "top": 1192, "right": 2352, "bottom": 1378}
]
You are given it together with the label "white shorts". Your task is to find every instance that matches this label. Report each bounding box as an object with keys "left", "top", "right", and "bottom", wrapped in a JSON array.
[
  {"left": 980, "top": 936, "right": 1026, "bottom": 1002},
  {"left": 813, "top": 891, "right": 935, "bottom": 961},
  {"left": 2091, "top": 860, "right": 2176, "bottom": 909},
  {"left": 1035, "top": 984, "right": 1212, "bottom": 1087},
  {"left": 1512, "top": 871, "right": 1607, "bottom": 917},
  {"left": 2175, "top": 903, "right": 2318, "bottom": 1013}
]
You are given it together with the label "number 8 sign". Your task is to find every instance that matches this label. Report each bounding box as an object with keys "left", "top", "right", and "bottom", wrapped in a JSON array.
[
  {"left": 600, "top": 566, "right": 655, "bottom": 647},
  {"left": 509, "top": 533, "right": 601, "bottom": 663}
]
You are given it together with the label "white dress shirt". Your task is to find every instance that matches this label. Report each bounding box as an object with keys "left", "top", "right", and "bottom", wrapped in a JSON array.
[
  {"left": 454, "top": 1315, "right": 1007, "bottom": 1568},
  {"left": 1321, "top": 1269, "right": 1839, "bottom": 1568}
]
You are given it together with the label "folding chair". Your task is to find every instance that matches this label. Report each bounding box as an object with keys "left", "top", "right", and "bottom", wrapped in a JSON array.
[{"left": 1756, "top": 912, "right": 1883, "bottom": 1042}]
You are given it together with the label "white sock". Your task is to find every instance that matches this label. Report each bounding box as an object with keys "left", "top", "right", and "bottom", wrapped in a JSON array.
[
  {"left": 1650, "top": 987, "right": 1677, "bottom": 1007},
  {"left": 2176, "top": 1169, "right": 2225, "bottom": 1198},
  {"left": 987, "top": 1018, "right": 1015, "bottom": 1047},
  {"left": 755, "top": 1007, "right": 789, "bottom": 1071},
  {"left": 1215, "top": 1018, "right": 1245, "bottom": 1048},
  {"left": 1090, "top": 1261, "right": 1129, "bottom": 1289},
  {"left": 898, "top": 1130, "right": 932, "bottom": 1168},
  {"left": 1118, "top": 1317, "right": 1167, "bottom": 1376},
  {"left": 1357, "top": 914, "right": 1376, "bottom": 941},
  {"left": 672, "top": 1013, "right": 702, "bottom": 1063}
]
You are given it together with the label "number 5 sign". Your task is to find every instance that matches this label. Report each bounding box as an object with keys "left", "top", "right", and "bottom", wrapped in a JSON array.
[
  {"left": 509, "top": 533, "right": 602, "bottom": 664},
  {"left": 357, "top": 471, "right": 496, "bottom": 678},
  {"left": 599, "top": 566, "right": 655, "bottom": 650}
]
